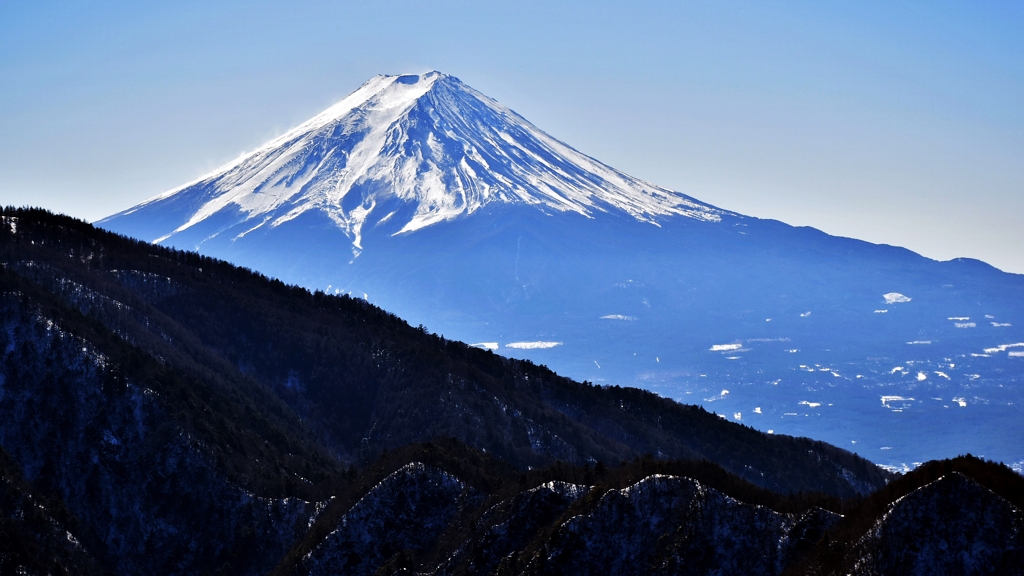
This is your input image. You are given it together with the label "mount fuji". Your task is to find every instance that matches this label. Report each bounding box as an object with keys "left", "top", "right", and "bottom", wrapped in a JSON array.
[
  {"left": 106, "top": 72, "right": 723, "bottom": 250},
  {"left": 100, "top": 72, "right": 1024, "bottom": 471}
]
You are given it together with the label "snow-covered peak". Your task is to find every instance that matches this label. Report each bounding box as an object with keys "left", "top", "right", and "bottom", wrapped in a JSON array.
[{"left": 108, "top": 71, "right": 724, "bottom": 250}]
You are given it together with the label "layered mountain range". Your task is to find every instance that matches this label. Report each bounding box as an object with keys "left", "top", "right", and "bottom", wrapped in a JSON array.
[
  {"left": 99, "top": 72, "right": 1024, "bottom": 471},
  {"left": 3, "top": 209, "right": 1022, "bottom": 575}
]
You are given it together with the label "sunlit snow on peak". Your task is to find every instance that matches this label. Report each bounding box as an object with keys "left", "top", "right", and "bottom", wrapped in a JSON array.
[{"left": 118, "top": 71, "right": 725, "bottom": 249}]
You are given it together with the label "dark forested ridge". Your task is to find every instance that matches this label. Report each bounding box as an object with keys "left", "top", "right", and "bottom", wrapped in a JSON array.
[
  {"left": 1, "top": 207, "right": 1019, "bottom": 575},
  {"left": 0, "top": 207, "right": 886, "bottom": 496}
]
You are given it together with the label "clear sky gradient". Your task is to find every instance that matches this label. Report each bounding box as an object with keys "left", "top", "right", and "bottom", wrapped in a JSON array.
[{"left": 2, "top": 1, "right": 1022, "bottom": 272}]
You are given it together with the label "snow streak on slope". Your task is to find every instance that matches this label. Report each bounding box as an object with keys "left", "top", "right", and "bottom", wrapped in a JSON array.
[{"left": 108, "top": 72, "right": 722, "bottom": 251}]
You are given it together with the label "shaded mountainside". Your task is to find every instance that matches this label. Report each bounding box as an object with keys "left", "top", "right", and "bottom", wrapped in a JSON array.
[
  {"left": 786, "top": 456, "right": 1024, "bottom": 576},
  {"left": 0, "top": 447, "right": 105, "bottom": 576},
  {"left": 8, "top": 208, "right": 1021, "bottom": 575},
  {"left": 0, "top": 208, "right": 885, "bottom": 496}
]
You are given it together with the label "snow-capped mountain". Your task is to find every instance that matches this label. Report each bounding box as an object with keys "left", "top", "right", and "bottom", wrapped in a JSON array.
[
  {"left": 100, "top": 72, "right": 1024, "bottom": 472},
  {"left": 109, "top": 72, "right": 722, "bottom": 253}
]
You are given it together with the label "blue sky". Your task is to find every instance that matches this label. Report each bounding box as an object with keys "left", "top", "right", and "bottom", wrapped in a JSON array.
[{"left": 2, "top": 1, "right": 1022, "bottom": 271}]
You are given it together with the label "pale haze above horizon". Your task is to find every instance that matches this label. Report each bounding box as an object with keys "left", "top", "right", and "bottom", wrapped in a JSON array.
[{"left": 1, "top": 1, "right": 1022, "bottom": 272}]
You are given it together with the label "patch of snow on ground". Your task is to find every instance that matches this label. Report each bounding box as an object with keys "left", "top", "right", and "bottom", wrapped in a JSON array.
[
  {"left": 983, "top": 343, "right": 1024, "bottom": 354},
  {"left": 704, "top": 389, "right": 730, "bottom": 402},
  {"left": 881, "top": 396, "right": 915, "bottom": 409},
  {"left": 883, "top": 293, "right": 911, "bottom": 304},
  {"left": 879, "top": 463, "right": 915, "bottom": 473},
  {"left": 710, "top": 343, "right": 742, "bottom": 352},
  {"left": 505, "top": 341, "right": 562, "bottom": 349}
]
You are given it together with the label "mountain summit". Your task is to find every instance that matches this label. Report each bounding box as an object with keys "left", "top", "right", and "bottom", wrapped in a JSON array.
[
  {"left": 107, "top": 72, "right": 721, "bottom": 253},
  {"left": 100, "top": 73, "right": 1024, "bottom": 472}
]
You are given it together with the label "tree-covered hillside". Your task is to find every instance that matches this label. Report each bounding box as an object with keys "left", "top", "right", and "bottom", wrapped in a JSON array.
[{"left": 0, "top": 207, "right": 888, "bottom": 497}]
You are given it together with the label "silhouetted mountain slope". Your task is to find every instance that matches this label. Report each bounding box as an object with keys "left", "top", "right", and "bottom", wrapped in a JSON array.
[
  {"left": 0, "top": 208, "right": 886, "bottom": 496},
  {"left": 0, "top": 270, "right": 323, "bottom": 575},
  {"left": 787, "top": 455, "right": 1024, "bottom": 575},
  {"left": 0, "top": 447, "right": 106, "bottom": 576}
]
